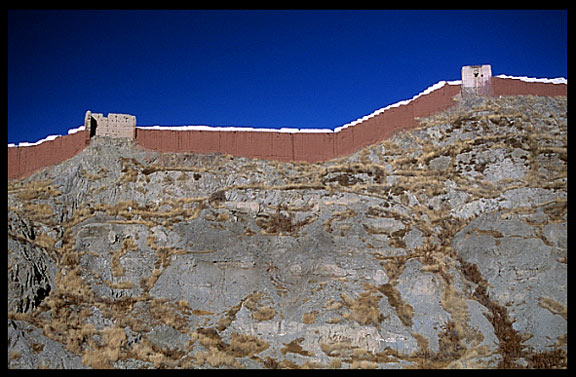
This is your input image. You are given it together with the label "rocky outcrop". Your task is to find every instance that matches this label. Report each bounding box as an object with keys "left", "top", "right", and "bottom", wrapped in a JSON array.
[{"left": 7, "top": 95, "right": 567, "bottom": 369}]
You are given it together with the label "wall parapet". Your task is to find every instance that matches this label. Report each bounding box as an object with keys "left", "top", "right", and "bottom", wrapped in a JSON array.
[{"left": 8, "top": 67, "right": 567, "bottom": 180}]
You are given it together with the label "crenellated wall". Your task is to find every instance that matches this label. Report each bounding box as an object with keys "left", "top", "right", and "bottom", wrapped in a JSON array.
[{"left": 7, "top": 74, "right": 567, "bottom": 180}]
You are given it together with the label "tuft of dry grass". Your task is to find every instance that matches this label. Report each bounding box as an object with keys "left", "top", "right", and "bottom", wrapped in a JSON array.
[
  {"left": 242, "top": 291, "right": 276, "bottom": 321},
  {"left": 378, "top": 284, "right": 413, "bottom": 327},
  {"left": 149, "top": 298, "right": 189, "bottom": 331},
  {"left": 324, "top": 298, "right": 344, "bottom": 311},
  {"left": 128, "top": 338, "right": 179, "bottom": 368},
  {"left": 340, "top": 287, "right": 385, "bottom": 326},
  {"left": 104, "top": 280, "right": 135, "bottom": 290},
  {"left": 194, "top": 347, "right": 242, "bottom": 369},
  {"left": 301, "top": 311, "right": 317, "bottom": 324},
  {"left": 216, "top": 302, "right": 242, "bottom": 331},
  {"left": 229, "top": 332, "right": 269, "bottom": 357},
  {"left": 22, "top": 203, "right": 54, "bottom": 223},
  {"left": 110, "top": 238, "right": 138, "bottom": 278},
  {"left": 526, "top": 348, "right": 567, "bottom": 369},
  {"left": 12, "top": 179, "right": 62, "bottom": 201},
  {"left": 281, "top": 337, "right": 314, "bottom": 357},
  {"left": 140, "top": 268, "right": 163, "bottom": 292},
  {"left": 252, "top": 306, "right": 276, "bottom": 321},
  {"left": 323, "top": 209, "right": 357, "bottom": 233},
  {"left": 457, "top": 257, "right": 526, "bottom": 368},
  {"left": 255, "top": 204, "right": 317, "bottom": 236},
  {"left": 350, "top": 359, "right": 379, "bottom": 369},
  {"left": 320, "top": 341, "right": 353, "bottom": 357},
  {"left": 538, "top": 297, "right": 567, "bottom": 320},
  {"left": 81, "top": 326, "right": 127, "bottom": 368}
]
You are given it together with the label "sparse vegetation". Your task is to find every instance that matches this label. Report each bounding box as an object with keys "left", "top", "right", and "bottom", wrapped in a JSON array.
[{"left": 7, "top": 95, "right": 567, "bottom": 369}]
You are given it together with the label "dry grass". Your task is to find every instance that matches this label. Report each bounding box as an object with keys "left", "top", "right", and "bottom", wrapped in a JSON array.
[
  {"left": 104, "top": 280, "right": 135, "bottom": 290},
  {"left": 320, "top": 341, "right": 353, "bottom": 357},
  {"left": 22, "top": 203, "right": 54, "bottom": 222},
  {"left": 406, "top": 322, "right": 468, "bottom": 369},
  {"left": 340, "top": 286, "right": 385, "bottom": 326},
  {"left": 538, "top": 297, "right": 567, "bottom": 320},
  {"left": 323, "top": 209, "right": 357, "bottom": 233},
  {"left": 324, "top": 298, "right": 344, "bottom": 311},
  {"left": 301, "top": 311, "right": 317, "bottom": 324},
  {"left": 30, "top": 343, "right": 45, "bottom": 353},
  {"left": 377, "top": 284, "right": 414, "bottom": 327},
  {"left": 252, "top": 306, "right": 276, "bottom": 321},
  {"left": 457, "top": 257, "right": 526, "bottom": 368},
  {"left": 118, "top": 157, "right": 144, "bottom": 184},
  {"left": 281, "top": 337, "right": 314, "bottom": 357},
  {"left": 140, "top": 268, "right": 163, "bottom": 292},
  {"left": 526, "top": 348, "right": 567, "bottom": 369},
  {"left": 7, "top": 96, "right": 567, "bottom": 369},
  {"left": 149, "top": 298, "right": 189, "bottom": 331},
  {"left": 100, "top": 197, "right": 207, "bottom": 229},
  {"left": 242, "top": 291, "right": 275, "bottom": 321},
  {"left": 11, "top": 179, "right": 62, "bottom": 201},
  {"left": 110, "top": 238, "right": 138, "bottom": 278},
  {"left": 256, "top": 204, "right": 317, "bottom": 236},
  {"left": 350, "top": 359, "right": 379, "bottom": 369},
  {"left": 80, "top": 167, "right": 108, "bottom": 181},
  {"left": 216, "top": 302, "right": 242, "bottom": 331},
  {"left": 194, "top": 347, "right": 242, "bottom": 368},
  {"left": 128, "top": 337, "right": 181, "bottom": 368},
  {"left": 229, "top": 332, "right": 269, "bottom": 357}
]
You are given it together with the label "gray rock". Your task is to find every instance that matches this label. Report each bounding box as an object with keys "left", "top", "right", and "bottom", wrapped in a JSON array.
[
  {"left": 7, "top": 95, "right": 567, "bottom": 368},
  {"left": 8, "top": 319, "right": 86, "bottom": 369},
  {"left": 429, "top": 155, "right": 452, "bottom": 171}
]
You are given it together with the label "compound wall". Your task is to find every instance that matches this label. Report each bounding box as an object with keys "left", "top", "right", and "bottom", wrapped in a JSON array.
[
  {"left": 135, "top": 82, "right": 462, "bottom": 163},
  {"left": 8, "top": 129, "right": 90, "bottom": 180},
  {"left": 492, "top": 76, "right": 567, "bottom": 97},
  {"left": 7, "top": 76, "right": 567, "bottom": 180}
]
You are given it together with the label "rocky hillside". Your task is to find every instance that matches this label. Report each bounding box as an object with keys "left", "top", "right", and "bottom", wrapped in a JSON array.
[{"left": 8, "top": 95, "right": 567, "bottom": 369}]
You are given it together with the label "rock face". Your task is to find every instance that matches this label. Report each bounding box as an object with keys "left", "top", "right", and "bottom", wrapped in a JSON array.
[{"left": 7, "top": 95, "right": 567, "bottom": 369}]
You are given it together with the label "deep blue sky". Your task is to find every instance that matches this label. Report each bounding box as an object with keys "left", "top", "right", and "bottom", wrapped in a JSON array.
[{"left": 8, "top": 10, "right": 567, "bottom": 144}]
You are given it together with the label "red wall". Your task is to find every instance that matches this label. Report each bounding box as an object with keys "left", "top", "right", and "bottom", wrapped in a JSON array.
[
  {"left": 8, "top": 78, "right": 567, "bottom": 180},
  {"left": 134, "top": 82, "right": 463, "bottom": 163},
  {"left": 8, "top": 130, "right": 90, "bottom": 180},
  {"left": 492, "top": 77, "right": 567, "bottom": 97}
]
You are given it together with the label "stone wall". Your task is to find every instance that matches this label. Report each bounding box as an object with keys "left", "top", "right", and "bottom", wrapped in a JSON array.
[
  {"left": 89, "top": 111, "right": 136, "bottom": 139},
  {"left": 462, "top": 65, "right": 493, "bottom": 96}
]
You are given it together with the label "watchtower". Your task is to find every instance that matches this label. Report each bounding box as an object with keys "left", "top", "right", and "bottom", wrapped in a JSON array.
[
  {"left": 461, "top": 64, "right": 492, "bottom": 96},
  {"left": 84, "top": 111, "right": 136, "bottom": 139}
]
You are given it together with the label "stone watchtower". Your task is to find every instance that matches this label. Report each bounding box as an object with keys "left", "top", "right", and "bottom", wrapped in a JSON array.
[
  {"left": 461, "top": 64, "right": 492, "bottom": 96},
  {"left": 84, "top": 111, "right": 136, "bottom": 139}
]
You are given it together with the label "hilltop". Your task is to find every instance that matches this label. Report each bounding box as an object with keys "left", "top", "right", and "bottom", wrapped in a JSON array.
[{"left": 8, "top": 94, "right": 567, "bottom": 369}]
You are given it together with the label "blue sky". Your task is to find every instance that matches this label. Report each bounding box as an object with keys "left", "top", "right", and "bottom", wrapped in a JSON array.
[{"left": 8, "top": 10, "right": 567, "bottom": 144}]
